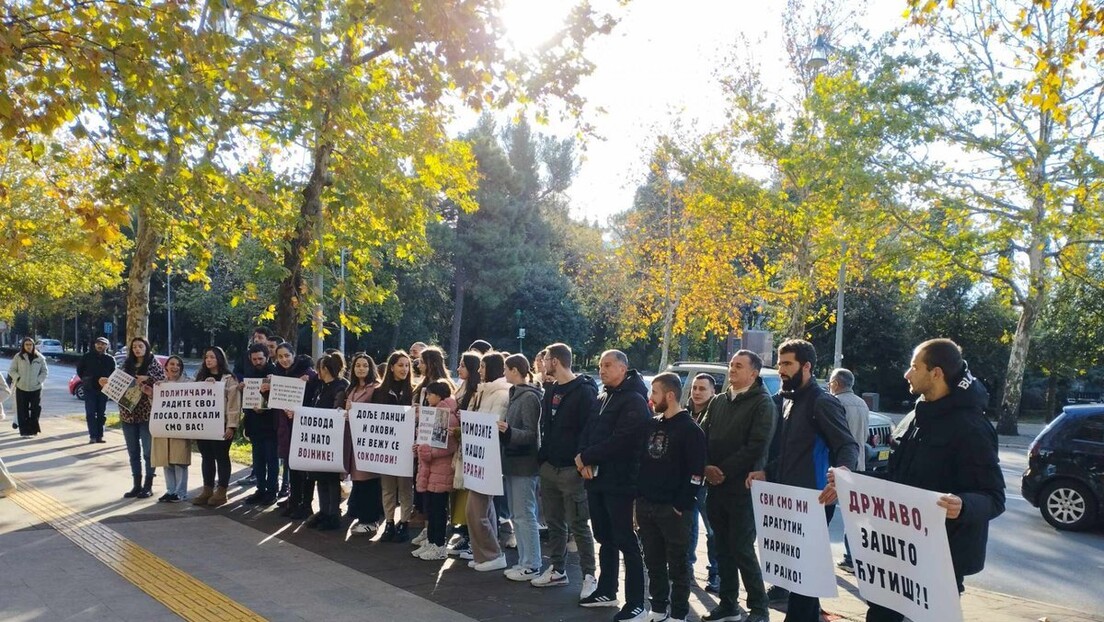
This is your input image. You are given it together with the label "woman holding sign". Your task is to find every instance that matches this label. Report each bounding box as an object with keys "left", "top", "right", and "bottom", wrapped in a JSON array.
[
  {"left": 117, "top": 337, "right": 165, "bottom": 499},
  {"left": 344, "top": 353, "right": 385, "bottom": 535},
  {"left": 275, "top": 344, "right": 320, "bottom": 519},
  {"left": 306, "top": 353, "right": 349, "bottom": 531},
  {"left": 499, "top": 354, "right": 544, "bottom": 582},
  {"left": 152, "top": 356, "right": 192, "bottom": 502},
  {"left": 413, "top": 381, "right": 460, "bottom": 560},
  {"left": 371, "top": 350, "right": 415, "bottom": 542},
  {"left": 191, "top": 347, "right": 241, "bottom": 508},
  {"left": 465, "top": 352, "right": 511, "bottom": 572},
  {"left": 446, "top": 351, "right": 483, "bottom": 560}
]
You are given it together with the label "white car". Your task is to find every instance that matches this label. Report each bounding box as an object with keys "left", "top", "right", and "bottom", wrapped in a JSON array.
[{"left": 36, "top": 338, "right": 63, "bottom": 356}]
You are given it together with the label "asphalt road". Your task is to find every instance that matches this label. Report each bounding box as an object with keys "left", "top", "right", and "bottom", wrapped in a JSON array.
[{"left": 4, "top": 357, "right": 1103, "bottom": 614}]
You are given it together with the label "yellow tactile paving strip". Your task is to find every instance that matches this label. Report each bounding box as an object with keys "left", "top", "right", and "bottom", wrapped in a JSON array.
[{"left": 8, "top": 479, "right": 266, "bottom": 622}]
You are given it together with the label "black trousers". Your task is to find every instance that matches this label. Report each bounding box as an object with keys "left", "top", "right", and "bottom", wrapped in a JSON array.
[
  {"left": 289, "top": 469, "right": 315, "bottom": 512},
  {"left": 312, "top": 473, "right": 341, "bottom": 516},
  {"left": 589, "top": 490, "right": 645, "bottom": 607},
  {"left": 348, "top": 479, "right": 384, "bottom": 523},
  {"left": 637, "top": 499, "right": 693, "bottom": 619},
  {"left": 708, "top": 490, "right": 769, "bottom": 615},
  {"left": 15, "top": 388, "right": 42, "bottom": 435},
  {"left": 426, "top": 491, "right": 450, "bottom": 546},
  {"left": 197, "top": 438, "right": 232, "bottom": 487},
  {"left": 785, "top": 505, "right": 836, "bottom": 622}
]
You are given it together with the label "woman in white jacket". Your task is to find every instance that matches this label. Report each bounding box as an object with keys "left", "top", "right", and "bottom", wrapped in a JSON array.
[
  {"left": 10, "top": 337, "right": 48, "bottom": 437},
  {"left": 464, "top": 352, "right": 511, "bottom": 571}
]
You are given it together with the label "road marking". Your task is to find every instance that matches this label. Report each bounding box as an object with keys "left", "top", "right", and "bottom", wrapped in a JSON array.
[{"left": 8, "top": 479, "right": 266, "bottom": 622}]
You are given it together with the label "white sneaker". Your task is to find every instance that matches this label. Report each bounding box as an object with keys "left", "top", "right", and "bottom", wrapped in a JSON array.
[
  {"left": 530, "top": 567, "right": 569, "bottom": 588},
  {"left": 411, "top": 543, "right": 431, "bottom": 557},
  {"left": 351, "top": 523, "right": 375, "bottom": 535},
  {"left": 505, "top": 567, "right": 540, "bottom": 582},
  {"left": 467, "top": 560, "right": 478, "bottom": 569},
  {"left": 411, "top": 528, "right": 428, "bottom": 546},
  {"left": 502, "top": 533, "right": 517, "bottom": 549},
  {"left": 647, "top": 612, "right": 670, "bottom": 622},
  {"left": 418, "top": 544, "right": 447, "bottom": 560},
  {"left": 580, "top": 573, "right": 598, "bottom": 599},
  {"left": 474, "top": 556, "right": 508, "bottom": 572}
]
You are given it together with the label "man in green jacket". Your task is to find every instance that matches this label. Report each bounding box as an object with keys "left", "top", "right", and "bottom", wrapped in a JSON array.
[{"left": 700, "top": 350, "right": 776, "bottom": 622}]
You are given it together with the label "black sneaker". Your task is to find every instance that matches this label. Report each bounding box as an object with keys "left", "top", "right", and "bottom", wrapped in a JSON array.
[
  {"left": 392, "top": 521, "right": 410, "bottom": 542},
  {"left": 766, "top": 585, "right": 789, "bottom": 603},
  {"left": 703, "top": 603, "right": 748, "bottom": 622},
  {"left": 243, "top": 491, "right": 264, "bottom": 505},
  {"left": 837, "top": 559, "right": 854, "bottom": 574},
  {"left": 257, "top": 492, "right": 278, "bottom": 506},
  {"left": 165, "top": 494, "right": 181, "bottom": 503},
  {"left": 613, "top": 603, "right": 646, "bottom": 621},
  {"left": 705, "top": 574, "right": 720, "bottom": 593},
  {"left": 578, "top": 592, "right": 619, "bottom": 608},
  {"left": 157, "top": 493, "right": 172, "bottom": 502},
  {"left": 235, "top": 474, "right": 257, "bottom": 487},
  {"left": 381, "top": 521, "right": 396, "bottom": 542}
]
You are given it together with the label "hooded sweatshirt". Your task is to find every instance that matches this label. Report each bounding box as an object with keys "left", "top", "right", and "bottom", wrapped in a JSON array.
[
  {"left": 539, "top": 374, "right": 599, "bottom": 468},
  {"left": 579, "top": 369, "right": 652, "bottom": 496},
  {"left": 501, "top": 383, "right": 543, "bottom": 476},
  {"left": 638, "top": 410, "right": 707, "bottom": 512}
]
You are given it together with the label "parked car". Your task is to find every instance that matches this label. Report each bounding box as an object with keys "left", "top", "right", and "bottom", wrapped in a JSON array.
[
  {"left": 664, "top": 360, "right": 782, "bottom": 396},
  {"left": 864, "top": 412, "right": 894, "bottom": 472},
  {"left": 69, "top": 353, "right": 169, "bottom": 401},
  {"left": 36, "top": 338, "right": 63, "bottom": 356},
  {"left": 1021, "top": 404, "right": 1104, "bottom": 531}
]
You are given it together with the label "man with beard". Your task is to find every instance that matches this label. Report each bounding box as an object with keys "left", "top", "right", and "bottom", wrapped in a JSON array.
[
  {"left": 820, "top": 339, "right": 1004, "bottom": 622},
  {"left": 637, "top": 372, "right": 706, "bottom": 622},
  {"left": 242, "top": 343, "right": 280, "bottom": 505},
  {"left": 233, "top": 326, "right": 271, "bottom": 487},
  {"left": 77, "top": 337, "right": 116, "bottom": 444},
  {"left": 747, "top": 340, "right": 858, "bottom": 622},
  {"left": 702, "top": 353, "right": 775, "bottom": 622}
]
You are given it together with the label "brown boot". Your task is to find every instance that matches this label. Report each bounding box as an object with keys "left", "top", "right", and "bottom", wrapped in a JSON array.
[
  {"left": 192, "top": 486, "right": 213, "bottom": 505},
  {"left": 207, "top": 486, "right": 228, "bottom": 507}
]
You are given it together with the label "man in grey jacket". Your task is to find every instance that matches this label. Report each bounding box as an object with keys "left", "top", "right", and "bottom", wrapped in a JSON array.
[{"left": 829, "top": 368, "right": 869, "bottom": 573}]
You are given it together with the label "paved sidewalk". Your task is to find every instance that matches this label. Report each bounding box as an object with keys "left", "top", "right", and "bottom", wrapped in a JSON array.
[{"left": 1, "top": 418, "right": 1099, "bottom": 622}]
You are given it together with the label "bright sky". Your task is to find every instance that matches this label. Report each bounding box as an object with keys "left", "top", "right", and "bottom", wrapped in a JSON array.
[{"left": 487, "top": 0, "right": 909, "bottom": 225}]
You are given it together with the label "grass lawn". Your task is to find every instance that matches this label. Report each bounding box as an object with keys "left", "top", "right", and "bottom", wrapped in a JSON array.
[{"left": 68, "top": 412, "right": 254, "bottom": 465}]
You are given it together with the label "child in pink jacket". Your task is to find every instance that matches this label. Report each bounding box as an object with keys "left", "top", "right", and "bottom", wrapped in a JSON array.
[{"left": 413, "top": 381, "right": 460, "bottom": 560}]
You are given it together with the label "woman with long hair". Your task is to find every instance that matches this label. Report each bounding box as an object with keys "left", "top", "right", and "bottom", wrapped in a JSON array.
[
  {"left": 191, "top": 346, "right": 241, "bottom": 508},
  {"left": 274, "top": 344, "right": 320, "bottom": 519},
  {"left": 499, "top": 354, "right": 543, "bottom": 581},
  {"left": 371, "top": 350, "right": 415, "bottom": 542},
  {"left": 413, "top": 346, "right": 455, "bottom": 406},
  {"left": 9, "top": 337, "right": 48, "bottom": 438},
  {"left": 446, "top": 350, "right": 482, "bottom": 559},
  {"left": 465, "top": 351, "right": 511, "bottom": 571},
  {"left": 344, "top": 353, "right": 385, "bottom": 534},
  {"left": 307, "top": 353, "right": 348, "bottom": 531},
  {"left": 116, "top": 337, "right": 165, "bottom": 498},
  {"left": 152, "top": 355, "right": 191, "bottom": 502}
]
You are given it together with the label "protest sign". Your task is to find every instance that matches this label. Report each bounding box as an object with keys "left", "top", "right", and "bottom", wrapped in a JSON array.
[
  {"left": 149, "top": 381, "right": 226, "bottom": 440},
  {"left": 288, "top": 407, "right": 345, "bottom": 472},
  {"left": 416, "top": 406, "right": 449, "bottom": 449},
  {"left": 459, "top": 410, "right": 502, "bottom": 496},
  {"left": 103, "top": 369, "right": 142, "bottom": 411},
  {"left": 267, "top": 375, "right": 307, "bottom": 410},
  {"left": 750, "top": 480, "right": 837, "bottom": 597},
  {"left": 348, "top": 403, "right": 415, "bottom": 477},
  {"left": 241, "top": 378, "right": 269, "bottom": 410},
  {"left": 835, "top": 469, "right": 962, "bottom": 622}
]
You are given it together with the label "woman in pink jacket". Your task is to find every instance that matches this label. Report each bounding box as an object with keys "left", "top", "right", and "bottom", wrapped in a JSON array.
[{"left": 411, "top": 381, "right": 460, "bottom": 561}]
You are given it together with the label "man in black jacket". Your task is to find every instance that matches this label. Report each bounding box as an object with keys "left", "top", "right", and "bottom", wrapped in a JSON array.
[
  {"left": 638, "top": 372, "right": 706, "bottom": 622},
  {"left": 823, "top": 339, "right": 1005, "bottom": 622},
  {"left": 702, "top": 351, "right": 775, "bottom": 622},
  {"left": 77, "top": 336, "right": 116, "bottom": 444},
  {"left": 242, "top": 344, "right": 279, "bottom": 504},
  {"left": 532, "top": 343, "right": 599, "bottom": 597},
  {"left": 576, "top": 349, "right": 652, "bottom": 621},
  {"left": 748, "top": 340, "right": 859, "bottom": 622}
]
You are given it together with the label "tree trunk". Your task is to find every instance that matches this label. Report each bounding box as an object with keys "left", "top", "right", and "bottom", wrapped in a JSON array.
[
  {"left": 275, "top": 141, "right": 333, "bottom": 349},
  {"left": 449, "top": 268, "right": 466, "bottom": 366},
  {"left": 785, "top": 296, "right": 809, "bottom": 340},
  {"left": 997, "top": 299, "right": 1039, "bottom": 435},
  {"left": 1044, "top": 370, "right": 1058, "bottom": 423}
]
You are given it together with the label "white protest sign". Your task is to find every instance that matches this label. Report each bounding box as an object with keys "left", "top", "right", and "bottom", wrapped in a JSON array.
[
  {"left": 348, "top": 403, "right": 415, "bottom": 477},
  {"left": 459, "top": 410, "right": 503, "bottom": 496},
  {"left": 416, "top": 406, "right": 449, "bottom": 449},
  {"left": 835, "top": 469, "right": 962, "bottom": 622},
  {"left": 241, "top": 378, "right": 269, "bottom": 410},
  {"left": 103, "top": 369, "right": 137, "bottom": 403},
  {"left": 751, "top": 480, "right": 838, "bottom": 598},
  {"left": 149, "top": 381, "right": 226, "bottom": 440},
  {"left": 267, "top": 375, "right": 307, "bottom": 410},
  {"left": 288, "top": 407, "right": 345, "bottom": 472}
]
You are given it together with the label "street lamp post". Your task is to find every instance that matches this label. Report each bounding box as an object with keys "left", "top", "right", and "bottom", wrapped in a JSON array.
[{"left": 515, "top": 308, "right": 525, "bottom": 355}]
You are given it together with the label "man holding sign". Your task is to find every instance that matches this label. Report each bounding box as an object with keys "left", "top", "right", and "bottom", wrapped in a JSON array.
[{"left": 821, "top": 339, "right": 1004, "bottom": 622}]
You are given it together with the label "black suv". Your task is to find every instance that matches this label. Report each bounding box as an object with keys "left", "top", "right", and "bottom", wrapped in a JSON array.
[{"left": 1021, "top": 405, "right": 1104, "bottom": 531}]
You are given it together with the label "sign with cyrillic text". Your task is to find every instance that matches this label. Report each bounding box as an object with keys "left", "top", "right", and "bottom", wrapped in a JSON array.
[
  {"left": 835, "top": 469, "right": 961, "bottom": 622},
  {"left": 149, "top": 381, "right": 226, "bottom": 440},
  {"left": 241, "top": 378, "right": 269, "bottom": 410},
  {"left": 459, "top": 410, "right": 503, "bottom": 496},
  {"left": 288, "top": 407, "right": 345, "bottom": 472},
  {"left": 416, "top": 406, "right": 449, "bottom": 449},
  {"left": 750, "top": 480, "right": 837, "bottom": 598},
  {"left": 348, "top": 403, "right": 415, "bottom": 477},
  {"left": 267, "top": 375, "right": 307, "bottom": 410},
  {"left": 103, "top": 369, "right": 141, "bottom": 411}
]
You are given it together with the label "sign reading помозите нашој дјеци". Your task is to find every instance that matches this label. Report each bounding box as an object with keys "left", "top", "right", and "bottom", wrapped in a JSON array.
[{"left": 835, "top": 469, "right": 963, "bottom": 622}]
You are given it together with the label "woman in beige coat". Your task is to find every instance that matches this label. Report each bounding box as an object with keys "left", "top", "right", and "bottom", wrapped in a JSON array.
[
  {"left": 152, "top": 355, "right": 192, "bottom": 503},
  {"left": 191, "top": 347, "right": 242, "bottom": 508}
]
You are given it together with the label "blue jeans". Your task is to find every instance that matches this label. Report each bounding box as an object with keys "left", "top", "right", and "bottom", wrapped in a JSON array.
[
  {"left": 121, "top": 421, "right": 154, "bottom": 478},
  {"left": 688, "top": 486, "right": 718, "bottom": 578},
  {"left": 506, "top": 475, "right": 541, "bottom": 570},
  {"left": 84, "top": 391, "right": 108, "bottom": 440},
  {"left": 163, "top": 464, "right": 189, "bottom": 498},
  {"left": 251, "top": 435, "right": 279, "bottom": 494}
]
